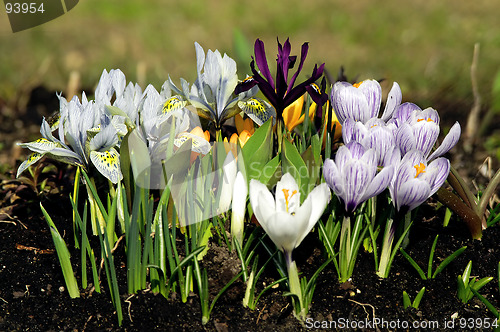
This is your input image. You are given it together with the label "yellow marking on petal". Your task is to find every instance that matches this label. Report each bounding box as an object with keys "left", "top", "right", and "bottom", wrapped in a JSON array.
[
  {"left": 414, "top": 163, "right": 426, "bottom": 177},
  {"left": 162, "top": 96, "right": 186, "bottom": 113},
  {"left": 309, "top": 83, "right": 320, "bottom": 94},
  {"left": 242, "top": 76, "right": 254, "bottom": 83},
  {"left": 282, "top": 189, "right": 298, "bottom": 213},
  {"left": 353, "top": 82, "right": 362, "bottom": 88}
]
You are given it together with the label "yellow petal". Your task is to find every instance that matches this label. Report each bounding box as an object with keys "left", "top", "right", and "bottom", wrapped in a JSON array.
[
  {"left": 239, "top": 130, "right": 252, "bottom": 146},
  {"left": 283, "top": 95, "right": 305, "bottom": 131},
  {"left": 235, "top": 114, "right": 245, "bottom": 135}
]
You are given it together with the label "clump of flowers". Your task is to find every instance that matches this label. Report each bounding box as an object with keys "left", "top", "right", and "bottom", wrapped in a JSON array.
[{"left": 15, "top": 37, "right": 479, "bottom": 328}]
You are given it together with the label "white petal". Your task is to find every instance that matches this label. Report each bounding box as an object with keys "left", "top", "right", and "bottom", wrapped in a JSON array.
[
  {"left": 381, "top": 82, "right": 402, "bottom": 121},
  {"left": 217, "top": 151, "right": 238, "bottom": 213},
  {"left": 249, "top": 179, "right": 275, "bottom": 230},
  {"left": 296, "top": 183, "right": 331, "bottom": 246}
]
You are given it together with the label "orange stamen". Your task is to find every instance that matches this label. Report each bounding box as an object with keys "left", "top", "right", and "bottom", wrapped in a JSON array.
[
  {"left": 414, "top": 163, "right": 426, "bottom": 177},
  {"left": 282, "top": 188, "right": 298, "bottom": 212},
  {"left": 417, "top": 118, "right": 434, "bottom": 122},
  {"left": 353, "top": 82, "right": 362, "bottom": 88}
]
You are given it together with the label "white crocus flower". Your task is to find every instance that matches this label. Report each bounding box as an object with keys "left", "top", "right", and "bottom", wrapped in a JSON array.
[
  {"left": 249, "top": 173, "right": 331, "bottom": 259},
  {"left": 249, "top": 173, "right": 330, "bottom": 320},
  {"left": 231, "top": 171, "right": 247, "bottom": 248}
]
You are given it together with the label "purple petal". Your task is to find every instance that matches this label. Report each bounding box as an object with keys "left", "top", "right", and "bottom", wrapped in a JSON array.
[
  {"left": 360, "top": 165, "right": 394, "bottom": 202},
  {"left": 234, "top": 76, "right": 258, "bottom": 94},
  {"left": 287, "top": 42, "right": 309, "bottom": 94},
  {"left": 283, "top": 63, "right": 324, "bottom": 109},
  {"left": 427, "top": 122, "right": 461, "bottom": 161},
  {"left": 254, "top": 39, "right": 275, "bottom": 90},
  {"left": 341, "top": 118, "right": 356, "bottom": 144},
  {"left": 331, "top": 82, "right": 370, "bottom": 124},
  {"left": 358, "top": 80, "right": 382, "bottom": 119},
  {"left": 426, "top": 157, "right": 450, "bottom": 195},
  {"left": 392, "top": 102, "right": 422, "bottom": 127},
  {"left": 343, "top": 160, "right": 371, "bottom": 212},
  {"left": 418, "top": 107, "right": 440, "bottom": 125},
  {"left": 345, "top": 141, "right": 366, "bottom": 160},
  {"left": 335, "top": 144, "right": 353, "bottom": 171},
  {"left": 380, "top": 82, "right": 402, "bottom": 121},
  {"left": 396, "top": 179, "right": 431, "bottom": 212},
  {"left": 395, "top": 123, "right": 417, "bottom": 155},
  {"left": 323, "top": 158, "right": 343, "bottom": 195},
  {"left": 352, "top": 120, "right": 369, "bottom": 145},
  {"left": 366, "top": 126, "right": 395, "bottom": 166},
  {"left": 392, "top": 150, "right": 425, "bottom": 196},
  {"left": 413, "top": 121, "right": 440, "bottom": 158},
  {"left": 249, "top": 60, "right": 279, "bottom": 109}
]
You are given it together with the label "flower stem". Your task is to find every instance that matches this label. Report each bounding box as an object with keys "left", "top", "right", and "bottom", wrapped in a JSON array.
[{"left": 285, "top": 251, "right": 305, "bottom": 320}]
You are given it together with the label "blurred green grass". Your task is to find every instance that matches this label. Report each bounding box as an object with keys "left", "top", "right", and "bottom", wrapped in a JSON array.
[{"left": 1, "top": 0, "right": 500, "bottom": 115}]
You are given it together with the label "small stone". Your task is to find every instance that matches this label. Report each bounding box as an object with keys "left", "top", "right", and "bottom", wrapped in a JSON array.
[{"left": 59, "top": 286, "right": 65, "bottom": 293}]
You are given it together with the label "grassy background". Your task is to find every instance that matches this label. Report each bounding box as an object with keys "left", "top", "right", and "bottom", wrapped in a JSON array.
[{"left": 1, "top": 0, "right": 500, "bottom": 118}]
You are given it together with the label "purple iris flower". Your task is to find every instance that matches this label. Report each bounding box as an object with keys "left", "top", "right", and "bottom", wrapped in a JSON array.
[
  {"left": 389, "top": 149, "right": 450, "bottom": 213},
  {"left": 392, "top": 105, "right": 461, "bottom": 161},
  {"left": 323, "top": 141, "right": 394, "bottom": 214},
  {"left": 331, "top": 80, "right": 402, "bottom": 125},
  {"left": 235, "top": 38, "right": 325, "bottom": 120}
]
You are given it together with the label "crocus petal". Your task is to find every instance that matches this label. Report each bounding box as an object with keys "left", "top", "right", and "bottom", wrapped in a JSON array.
[
  {"left": 218, "top": 151, "right": 237, "bottom": 214},
  {"left": 231, "top": 171, "right": 248, "bottom": 246},
  {"left": 396, "top": 179, "right": 431, "bottom": 212},
  {"left": 360, "top": 165, "right": 394, "bottom": 202},
  {"left": 380, "top": 82, "right": 402, "bottom": 121},
  {"left": 249, "top": 179, "right": 276, "bottom": 229},
  {"left": 413, "top": 120, "right": 440, "bottom": 158},
  {"left": 282, "top": 95, "right": 304, "bottom": 131},
  {"left": 323, "top": 158, "right": 344, "bottom": 196},
  {"left": 275, "top": 173, "right": 301, "bottom": 213},
  {"left": 391, "top": 102, "right": 422, "bottom": 127},
  {"left": 254, "top": 39, "right": 275, "bottom": 90},
  {"left": 426, "top": 157, "right": 450, "bottom": 196},
  {"left": 261, "top": 196, "right": 312, "bottom": 253},
  {"left": 341, "top": 118, "right": 356, "bottom": 144},
  {"left": 346, "top": 141, "right": 367, "bottom": 160},
  {"left": 331, "top": 81, "right": 370, "bottom": 124},
  {"left": 342, "top": 159, "right": 372, "bottom": 213},
  {"left": 357, "top": 79, "right": 382, "bottom": 119},
  {"left": 295, "top": 183, "right": 331, "bottom": 246},
  {"left": 418, "top": 107, "right": 440, "bottom": 125},
  {"left": 395, "top": 123, "right": 417, "bottom": 155},
  {"left": 365, "top": 125, "right": 395, "bottom": 166},
  {"left": 427, "top": 122, "right": 461, "bottom": 161}
]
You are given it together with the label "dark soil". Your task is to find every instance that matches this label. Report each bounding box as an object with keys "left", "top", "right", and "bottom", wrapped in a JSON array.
[{"left": 1, "top": 86, "right": 499, "bottom": 331}]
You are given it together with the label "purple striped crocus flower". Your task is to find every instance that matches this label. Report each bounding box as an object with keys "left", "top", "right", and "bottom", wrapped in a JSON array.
[
  {"left": 342, "top": 117, "right": 398, "bottom": 167},
  {"left": 392, "top": 105, "right": 461, "bottom": 161},
  {"left": 323, "top": 141, "right": 394, "bottom": 214},
  {"left": 389, "top": 149, "right": 450, "bottom": 213},
  {"left": 331, "top": 80, "right": 401, "bottom": 125}
]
